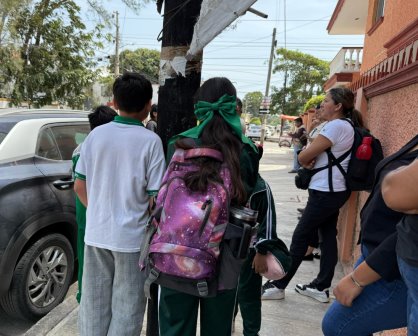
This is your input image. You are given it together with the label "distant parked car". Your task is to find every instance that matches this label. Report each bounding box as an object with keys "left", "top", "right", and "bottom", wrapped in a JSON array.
[
  {"left": 0, "top": 109, "right": 90, "bottom": 321},
  {"left": 247, "top": 124, "right": 273, "bottom": 140},
  {"left": 247, "top": 124, "right": 261, "bottom": 139}
]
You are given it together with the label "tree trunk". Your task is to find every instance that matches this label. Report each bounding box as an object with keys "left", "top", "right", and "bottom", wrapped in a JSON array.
[{"left": 156, "top": 0, "right": 203, "bottom": 154}]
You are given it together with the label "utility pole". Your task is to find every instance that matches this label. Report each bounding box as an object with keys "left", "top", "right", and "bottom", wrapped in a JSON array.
[
  {"left": 157, "top": 0, "right": 203, "bottom": 154},
  {"left": 281, "top": 0, "right": 288, "bottom": 114},
  {"left": 114, "top": 11, "right": 120, "bottom": 77},
  {"left": 259, "top": 27, "right": 276, "bottom": 146}
]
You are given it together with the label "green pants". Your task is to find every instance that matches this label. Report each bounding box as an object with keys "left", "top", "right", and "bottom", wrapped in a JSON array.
[
  {"left": 159, "top": 287, "right": 236, "bottom": 336},
  {"left": 237, "top": 249, "right": 262, "bottom": 336},
  {"left": 75, "top": 196, "right": 86, "bottom": 303}
]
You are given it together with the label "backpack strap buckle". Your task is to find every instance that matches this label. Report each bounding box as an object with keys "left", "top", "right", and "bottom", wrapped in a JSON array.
[
  {"left": 197, "top": 281, "right": 209, "bottom": 297},
  {"left": 144, "top": 268, "right": 160, "bottom": 299}
]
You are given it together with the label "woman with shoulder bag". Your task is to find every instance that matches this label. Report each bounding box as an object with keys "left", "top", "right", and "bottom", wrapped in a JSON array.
[{"left": 262, "top": 87, "right": 359, "bottom": 302}]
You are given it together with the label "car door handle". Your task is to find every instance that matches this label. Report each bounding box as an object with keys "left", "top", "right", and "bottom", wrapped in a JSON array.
[{"left": 53, "top": 179, "right": 74, "bottom": 190}]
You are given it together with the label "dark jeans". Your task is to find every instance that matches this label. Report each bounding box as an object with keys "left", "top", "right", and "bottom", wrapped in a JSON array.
[
  {"left": 273, "top": 189, "right": 351, "bottom": 291},
  {"left": 398, "top": 256, "right": 418, "bottom": 336}
]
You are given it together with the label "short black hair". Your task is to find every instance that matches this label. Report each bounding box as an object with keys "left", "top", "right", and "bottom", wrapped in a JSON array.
[
  {"left": 295, "top": 117, "right": 303, "bottom": 123},
  {"left": 316, "top": 103, "right": 321, "bottom": 109},
  {"left": 88, "top": 105, "right": 118, "bottom": 130},
  {"left": 113, "top": 72, "right": 152, "bottom": 113},
  {"left": 236, "top": 98, "right": 242, "bottom": 108}
]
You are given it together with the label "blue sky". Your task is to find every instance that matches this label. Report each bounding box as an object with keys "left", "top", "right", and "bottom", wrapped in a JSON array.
[{"left": 81, "top": 0, "right": 364, "bottom": 99}]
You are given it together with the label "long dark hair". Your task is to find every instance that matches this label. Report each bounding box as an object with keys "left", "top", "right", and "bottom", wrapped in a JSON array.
[
  {"left": 176, "top": 77, "right": 246, "bottom": 205},
  {"left": 150, "top": 104, "right": 158, "bottom": 121},
  {"left": 329, "top": 87, "right": 364, "bottom": 128}
]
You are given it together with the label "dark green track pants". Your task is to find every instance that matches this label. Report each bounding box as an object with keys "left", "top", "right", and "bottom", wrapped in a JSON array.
[
  {"left": 159, "top": 287, "right": 236, "bottom": 336},
  {"left": 237, "top": 250, "right": 262, "bottom": 336}
]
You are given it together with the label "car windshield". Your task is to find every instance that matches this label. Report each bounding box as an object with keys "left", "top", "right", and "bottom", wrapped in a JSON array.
[{"left": 0, "top": 121, "right": 17, "bottom": 145}]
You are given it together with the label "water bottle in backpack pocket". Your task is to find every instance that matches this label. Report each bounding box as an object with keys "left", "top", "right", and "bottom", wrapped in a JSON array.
[{"left": 139, "top": 148, "right": 257, "bottom": 298}]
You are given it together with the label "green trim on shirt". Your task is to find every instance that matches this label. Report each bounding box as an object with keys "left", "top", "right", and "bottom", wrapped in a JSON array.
[
  {"left": 147, "top": 190, "right": 159, "bottom": 196},
  {"left": 75, "top": 172, "right": 86, "bottom": 180},
  {"left": 113, "top": 115, "right": 144, "bottom": 126}
]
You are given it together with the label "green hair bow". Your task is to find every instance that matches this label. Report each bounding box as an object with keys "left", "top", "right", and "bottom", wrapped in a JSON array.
[{"left": 168, "top": 94, "right": 257, "bottom": 153}]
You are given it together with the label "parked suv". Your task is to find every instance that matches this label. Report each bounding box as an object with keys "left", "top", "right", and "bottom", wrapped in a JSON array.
[{"left": 0, "top": 109, "right": 90, "bottom": 321}]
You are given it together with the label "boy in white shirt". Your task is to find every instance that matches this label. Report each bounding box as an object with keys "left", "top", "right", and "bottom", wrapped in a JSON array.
[{"left": 74, "top": 72, "right": 166, "bottom": 336}]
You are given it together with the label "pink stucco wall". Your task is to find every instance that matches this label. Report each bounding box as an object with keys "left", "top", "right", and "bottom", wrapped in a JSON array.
[
  {"left": 368, "top": 83, "right": 418, "bottom": 156},
  {"left": 362, "top": 0, "right": 418, "bottom": 72}
]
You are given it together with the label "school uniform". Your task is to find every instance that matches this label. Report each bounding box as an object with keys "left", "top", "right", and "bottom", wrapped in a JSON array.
[{"left": 75, "top": 116, "right": 165, "bottom": 336}]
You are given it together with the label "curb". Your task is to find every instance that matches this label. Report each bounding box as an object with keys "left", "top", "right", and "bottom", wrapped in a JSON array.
[{"left": 24, "top": 284, "right": 78, "bottom": 336}]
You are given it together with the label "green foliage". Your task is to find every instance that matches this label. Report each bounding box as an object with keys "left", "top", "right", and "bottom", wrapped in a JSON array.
[
  {"left": 99, "top": 75, "right": 114, "bottom": 99},
  {"left": 271, "top": 48, "right": 329, "bottom": 116},
  {"left": 266, "top": 114, "right": 281, "bottom": 127},
  {"left": 303, "top": 94, "right": 325, "bottom": 112},
  {"left": 109, "top": 48, "right": 160, "bottom": 81},
  {"left": 1, "top": 0, "right": 104, "bottom": 108},
  {"left": 85, "top": 0, "right": 150, "bottom": 24},
  {"left": 243, "top": 91, "right": 263, "bottom": 116},
  {"left": 249, "top": 117, "right": 261, "bottom": 125}
]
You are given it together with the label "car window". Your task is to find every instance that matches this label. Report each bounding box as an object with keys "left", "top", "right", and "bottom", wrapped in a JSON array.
[
  {"left": 50, "top": 124, "right": 90, "bottom": 160},
  {"left": 0, "top": 121, "right": 17, "bottom": 145},
  {"left": 36, "top": 128, "right": 62, "bottom": 160}
]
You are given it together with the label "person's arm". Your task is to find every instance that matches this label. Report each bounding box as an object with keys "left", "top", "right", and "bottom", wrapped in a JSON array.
[
  {"left": 298, "top": 134, "right": 332, "bottom": 168},
  {"left": 333, "top": 261, "right": 381, "bottom": 307},
  {"left": 74, "top": 179, "right": 88, "bottom": 207},
  {"left": 382, "top": 159, "right": 418, "bottom": 214}
]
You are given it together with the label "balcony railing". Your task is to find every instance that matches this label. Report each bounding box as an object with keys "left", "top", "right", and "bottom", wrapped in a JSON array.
[
  {"left": 349, "top": 39, "right": 418, "bottom": 91},
  {"left": 329, "top": 47, "right": 363, "bottom": 77}
]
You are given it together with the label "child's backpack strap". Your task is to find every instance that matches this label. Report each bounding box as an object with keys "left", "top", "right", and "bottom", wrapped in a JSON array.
[{"left": 184, "top": 148, "right": 223, "bottom": 162}]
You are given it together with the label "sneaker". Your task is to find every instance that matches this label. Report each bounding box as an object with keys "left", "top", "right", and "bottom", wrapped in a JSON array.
[
  {"left": 261, "top": 281, "right": 285, "bottom": 300},
  {"left": 288, "top": 169, "right": 298, "bottom": 173},
  {"left": 295, "top": 283, "right": 329, "bottom": 303},
  {"left": 302, "top": 253, "right": 314, "bottom": 261}
]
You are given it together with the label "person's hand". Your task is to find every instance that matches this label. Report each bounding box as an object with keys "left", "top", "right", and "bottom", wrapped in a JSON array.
[
  {"left": 302, "top": 159, "right": 316, "bottom": 169},
  {"left": 252, "top": 253, "right": 268, "bottom": 274},
  {"left": 333, "top": 273, "right": 364, "bottom": 307}
]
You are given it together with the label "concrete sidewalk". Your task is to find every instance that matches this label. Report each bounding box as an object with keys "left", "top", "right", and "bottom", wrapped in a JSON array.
[{"left": 24, "top": 142, "right": 343, "bottom": 336}]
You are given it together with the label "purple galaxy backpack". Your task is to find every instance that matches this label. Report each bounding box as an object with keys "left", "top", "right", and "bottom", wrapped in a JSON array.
[{"left": 139, "top": 147, "right": 235, "bottom": 297}]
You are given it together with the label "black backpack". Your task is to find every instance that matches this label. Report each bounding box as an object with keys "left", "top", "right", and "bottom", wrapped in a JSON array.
[{"left": 326, "top": 119, "right": 384, "bottom": 191}]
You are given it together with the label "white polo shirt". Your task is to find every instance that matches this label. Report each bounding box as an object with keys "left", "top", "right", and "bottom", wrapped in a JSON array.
[
  {"left": 75, "top": 115, "right": 165, "bottom": 252},
  {"left": 309, "top": 119, "right": 354, "bottom": 192}
]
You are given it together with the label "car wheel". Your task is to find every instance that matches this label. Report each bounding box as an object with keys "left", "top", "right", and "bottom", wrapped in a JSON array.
[{"left": 0, "top": 233, "right": 74, "bottom": 321}]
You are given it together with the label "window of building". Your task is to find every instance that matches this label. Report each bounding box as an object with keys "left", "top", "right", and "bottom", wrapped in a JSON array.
[{"left": 374, "top": 0, "right": 385, "bottom": 23}]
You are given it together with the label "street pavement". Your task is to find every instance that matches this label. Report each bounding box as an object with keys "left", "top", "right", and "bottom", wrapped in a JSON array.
[{"left": 23, "top": 141, "right": 344, "bottom": 336}]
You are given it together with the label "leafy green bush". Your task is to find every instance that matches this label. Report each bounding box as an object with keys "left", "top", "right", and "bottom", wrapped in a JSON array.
[
  {"left": 303, "top": 95, "right": 325, "bottom": 112},
  {"left": 249, "top": 117, "right": 261, "bottom": 125}
]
